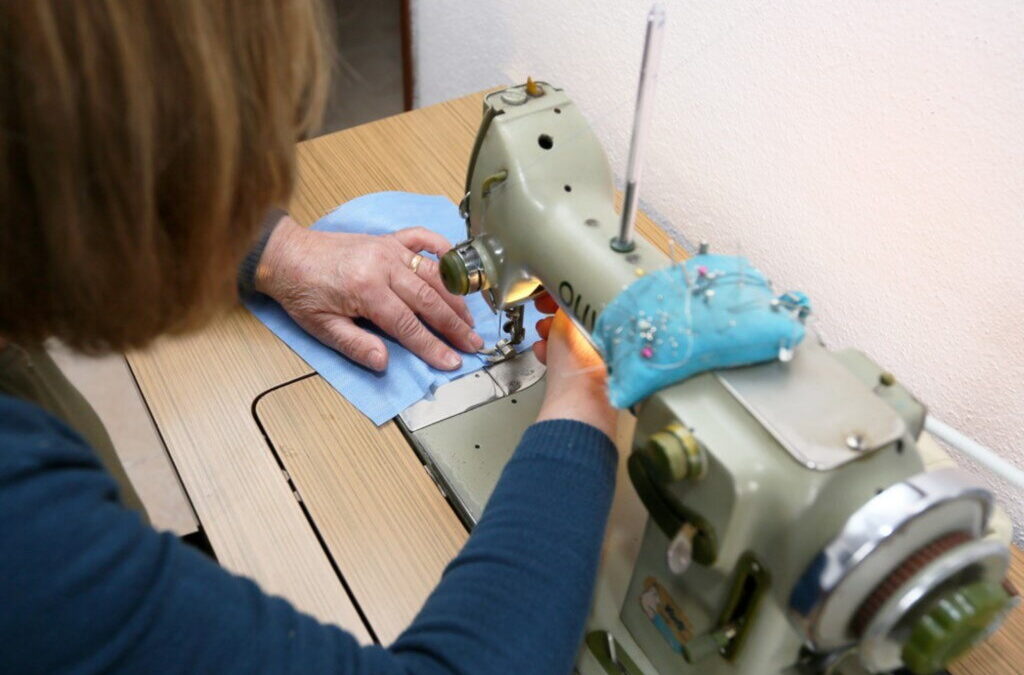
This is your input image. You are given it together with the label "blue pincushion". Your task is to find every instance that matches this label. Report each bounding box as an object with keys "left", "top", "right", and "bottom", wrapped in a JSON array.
[{"left": 593, "top": 254, "right": 810, "bottom": 408}]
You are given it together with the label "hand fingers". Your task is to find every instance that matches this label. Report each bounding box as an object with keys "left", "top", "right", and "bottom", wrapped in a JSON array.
[
  {"left": 391, "top": 267, "right": 482, "bottom": 354},
  {"left": 535, "top": 292, "right": 558, "bottom": 314},
  {"left": 368, "top": 288, "right": 465, "bottom": 371},
  {"left": 554, "top": 311, "right": 606, "bottom": 370},
  {"left": 412, "top": 254, "right": 476, "bottom": 327},
  {"left": 536, "top": 316, "right": 554, "bottom": 339},
  {"left": 532, "top": 340, "right": 548, "bottom": 365},
  {"left": 392, "top": 227, "right": 453, "bottom": 257},
  {"left": 307, "top": 315, "right": 389, "bottom": 372},
  {"left": 532, "top": 315, "right": 555, "bottom": 365}
]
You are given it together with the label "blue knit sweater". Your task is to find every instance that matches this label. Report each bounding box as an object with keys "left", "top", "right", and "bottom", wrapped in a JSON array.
[{"left": 0, "top": 394, "right": 617, "bottom": 674}]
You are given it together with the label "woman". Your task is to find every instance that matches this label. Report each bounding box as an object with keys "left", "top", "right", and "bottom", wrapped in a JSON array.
[{"left": 0, "top": 2, "right": 619, "bottom": 673}]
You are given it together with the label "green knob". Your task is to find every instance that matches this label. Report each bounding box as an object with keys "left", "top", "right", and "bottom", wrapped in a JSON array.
[
  {"left": 440, "top": 249, "right": 471, "bottom": 295},
  {"left": 642, "top": 424, "right": 706, "bottom": 483},
  {"left": 902, "top": 580, "right": 1012, "bottom": 675}
]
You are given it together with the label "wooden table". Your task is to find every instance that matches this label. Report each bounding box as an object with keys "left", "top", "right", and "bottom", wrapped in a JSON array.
[{"left": 128, "top": 91, "right": 1023, "bottom": 671}]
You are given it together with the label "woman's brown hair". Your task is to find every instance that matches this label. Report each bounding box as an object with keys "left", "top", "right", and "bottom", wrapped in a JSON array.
[{"left": 0, "top": 1, "right": 328, "bottom": 352}]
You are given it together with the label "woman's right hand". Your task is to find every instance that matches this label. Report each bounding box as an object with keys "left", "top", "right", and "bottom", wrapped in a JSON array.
[{"left": 532, "top": 293, "right": 617, "bottom": 439}]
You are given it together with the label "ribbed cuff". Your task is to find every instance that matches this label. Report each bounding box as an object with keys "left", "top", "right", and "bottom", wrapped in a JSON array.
[
  {"left": 515, "top": 419, "right": 618, "bottom": 484},
  {"left": 237, "top": 208, "right": 288, "bottom": 296}
]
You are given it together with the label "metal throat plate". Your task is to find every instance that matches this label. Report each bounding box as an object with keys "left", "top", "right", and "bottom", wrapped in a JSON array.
[
  {"left": 400, "top": 349, "right": 546, "bottom": 432},
  {"left": 715, "top": 340, "right": 906, "bottom": 471}
]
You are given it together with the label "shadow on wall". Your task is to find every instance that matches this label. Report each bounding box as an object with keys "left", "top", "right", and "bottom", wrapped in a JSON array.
[{"left": 318, "top": 0, "right": 405, "bottom": 136}]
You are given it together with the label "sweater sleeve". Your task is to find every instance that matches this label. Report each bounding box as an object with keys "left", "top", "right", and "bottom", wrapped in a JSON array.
[
  {"left": 236, "top": 208, "right": 287, "bottom": 296},
  {"left": 0, "top": 396, "right": 617, "bottom": 675}
]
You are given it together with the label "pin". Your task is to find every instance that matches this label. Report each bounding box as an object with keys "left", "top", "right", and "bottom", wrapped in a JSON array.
[{"left": 637, "top": 317, "right": 657, "bottom": 358}]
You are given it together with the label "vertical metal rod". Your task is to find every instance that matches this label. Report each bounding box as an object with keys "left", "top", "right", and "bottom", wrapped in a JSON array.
[{"left": 612, "top": 4, "right": 666, "bottom": 253}]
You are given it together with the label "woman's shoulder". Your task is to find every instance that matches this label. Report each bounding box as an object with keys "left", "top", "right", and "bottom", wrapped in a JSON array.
[
  {"left": 0, "top": 394, "right": 98, "bottom": 471},
  {"left": 0, "top": 396, "right": 172, "bottom": 674}
]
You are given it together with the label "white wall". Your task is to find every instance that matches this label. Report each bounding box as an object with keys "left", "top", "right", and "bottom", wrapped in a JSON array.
[{"left": 412, "top": 0, "right": 1024, "bottom": 541}]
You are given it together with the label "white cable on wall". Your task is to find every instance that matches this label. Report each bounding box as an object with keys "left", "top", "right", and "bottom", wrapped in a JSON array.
[{"left": 925, "top": 416, "right": 1024, "bottom": 492}]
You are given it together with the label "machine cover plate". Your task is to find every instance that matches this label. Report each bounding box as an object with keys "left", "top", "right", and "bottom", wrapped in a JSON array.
[{"left": 716, "top": 340, "right": 906, "bottom": 470}]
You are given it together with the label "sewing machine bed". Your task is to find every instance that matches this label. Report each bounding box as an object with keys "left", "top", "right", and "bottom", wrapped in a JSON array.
[
  {"left": 397, "top": 351, "right": 663, "bottom": 675},
  {"left": 397, "top": 352, "right": 548, "bottom": 526}
]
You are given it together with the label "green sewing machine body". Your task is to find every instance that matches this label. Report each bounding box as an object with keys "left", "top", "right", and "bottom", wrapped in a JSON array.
[{"left": 415, "top": 81, "right": 1016, "bottom": 675}]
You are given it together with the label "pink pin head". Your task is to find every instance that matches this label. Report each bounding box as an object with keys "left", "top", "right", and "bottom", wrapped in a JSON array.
[
  {"left": 641, "top": 346, "right": 654, "bottom": 359},
  {"left": 697, "top": 265, "right": 709, "bottom": 277}
]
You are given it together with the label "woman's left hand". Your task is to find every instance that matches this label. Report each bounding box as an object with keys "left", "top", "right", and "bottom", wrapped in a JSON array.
[{"left": 255, "top": 216, "right": 483, "bottom": 372}]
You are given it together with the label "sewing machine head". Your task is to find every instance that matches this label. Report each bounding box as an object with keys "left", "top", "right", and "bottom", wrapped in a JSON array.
[
  {"left": 439, "top": 80, "right": 1016, "bottom": 674},
  {"left": 441, "top": 80, "right": 668, "bottom": 340}
]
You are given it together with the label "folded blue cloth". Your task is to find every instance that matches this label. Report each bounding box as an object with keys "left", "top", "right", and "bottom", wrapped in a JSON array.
[
  {"left": 246, "top": 192, "right": 542, "bottom": 425},
  {"left": 593, "top": 254, "right": 810, "bottom": 408}
]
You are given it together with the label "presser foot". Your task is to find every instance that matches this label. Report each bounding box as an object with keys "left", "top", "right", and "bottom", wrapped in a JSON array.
[
  {"left": 478, "top": 339, "right": 518, "bottom": 364},
  {"left": 478, "top": 305, "right": 526, "bottom": 364}
]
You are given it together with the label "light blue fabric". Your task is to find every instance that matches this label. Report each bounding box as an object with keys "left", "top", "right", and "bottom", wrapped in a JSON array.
[
  {"left": 593, "top": 254, "right": 810, "bottom": 408},
  {"left": 245, "top": 192, "right": 542, "bottom": 425}
]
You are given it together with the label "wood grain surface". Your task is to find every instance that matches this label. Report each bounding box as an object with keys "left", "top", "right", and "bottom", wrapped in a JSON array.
[
  {"left": 128, "top": 89, "right": 1022, "bottom": 670},
  {"left": 255, "top": 375, "right": 468, "bottom": 645},
  {"left": 127, "top": 310, "right": 368, "bottom": 640}
]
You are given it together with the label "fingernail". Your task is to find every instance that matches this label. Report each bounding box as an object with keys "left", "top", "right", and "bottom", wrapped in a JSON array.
[
  {"left": 444, "top": 352, "right": 462, "bottom": 369},
  {"left": 470, "top": 332, "right": 484, "bottom": 349},
  {"left": 368, "top": 349, "right": 386, "bottom": 371}
]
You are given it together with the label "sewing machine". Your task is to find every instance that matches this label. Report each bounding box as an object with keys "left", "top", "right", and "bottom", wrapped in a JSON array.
[{"left": 393, "top": 75, "right": 1017, "bottom": 675}]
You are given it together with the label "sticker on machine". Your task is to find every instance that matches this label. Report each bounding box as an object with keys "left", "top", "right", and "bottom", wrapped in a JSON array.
[{"left": 639, "top": 576, "right": 693, "bottom": 654}]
